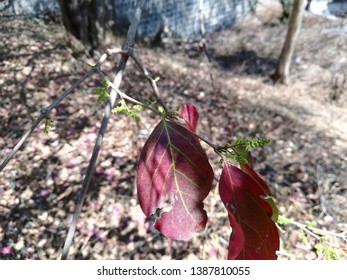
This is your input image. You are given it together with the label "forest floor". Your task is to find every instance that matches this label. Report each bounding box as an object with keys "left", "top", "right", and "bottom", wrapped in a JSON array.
[{"left": 0, "top": 10, "right": 346, "bottom": 260}]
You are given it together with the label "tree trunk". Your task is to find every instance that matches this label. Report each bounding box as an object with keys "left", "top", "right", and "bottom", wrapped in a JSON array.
[
  {"left": 58, "top": 0, "right": 111, "bottom": 55},
  {"left": 272, "top": 0, "right": 305, "bottom": 85}
]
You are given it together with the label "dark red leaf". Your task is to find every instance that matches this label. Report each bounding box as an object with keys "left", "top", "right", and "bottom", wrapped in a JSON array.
[
  {"left": 178, "top": 104, "right": 199, "bottom": 132},
  {"left": 240, "top": 162, "right": 279, "bottom": 221},
  {"left": 240, "top": 163, "right": 270, "bottom": 195},
  {"left": 137, "top": 119, "right": 214, "bottom": 240},
  {"left": 219, "top": 163, "right": 279, "bottom": 260}
]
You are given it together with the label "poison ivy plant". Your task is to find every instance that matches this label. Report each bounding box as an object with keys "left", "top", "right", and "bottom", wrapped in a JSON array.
[{"left": 136, "top": 104, "right": 279, "bottom": 259}]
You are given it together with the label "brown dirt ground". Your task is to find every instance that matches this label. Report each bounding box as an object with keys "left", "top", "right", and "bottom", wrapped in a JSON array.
[{"left": 0, "top": 10, "right": 346, "bottom": 260}]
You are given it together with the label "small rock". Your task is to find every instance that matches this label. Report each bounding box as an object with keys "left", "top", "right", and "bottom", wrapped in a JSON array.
[{"left": 14, "top": 239, "right": 25, "bottom": 251}]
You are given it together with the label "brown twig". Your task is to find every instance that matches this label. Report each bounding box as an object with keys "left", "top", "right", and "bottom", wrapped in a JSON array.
[
  {"left": 128, "top": 49, "right": 169, "bottom": 113},
  {"left": 106, "top": 48, "right": 128, "bottom": 56},
  {"left": 108, "top": 81, "right": 222, "bottom": 156},
  {"left": 104, "top": 77, "right": 164, "bottom": 116},
  {"left": 60, "top": 0, "right": 146, "bottom": 260},
  {"left": 99, "top": 72, "right": 220, "bottom": 153},
  {"left": 0, "top": 64, "right": 101, "bottom": 172}
]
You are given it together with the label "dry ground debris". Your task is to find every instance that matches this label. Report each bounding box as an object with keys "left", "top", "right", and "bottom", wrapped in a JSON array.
[{"left": 0, "top": 11, "right": 346, "bottom": 259}]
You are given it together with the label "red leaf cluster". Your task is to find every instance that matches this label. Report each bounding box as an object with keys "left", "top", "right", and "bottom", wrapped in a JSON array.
[{"left": 136, "top": 104, "right": 279, "bottom": 259}]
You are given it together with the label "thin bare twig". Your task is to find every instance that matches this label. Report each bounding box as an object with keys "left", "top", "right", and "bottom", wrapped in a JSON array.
[
  {"left": 102, "top": 76, "right": 220, "bottom": 154},
  {"left": 128, "top": 49, "right": 169, "bottom": 113},
  {"left": 60, "top": 0, "right": 146, "bottom": 260},
  {"left": 106, "top": 48, "right": 128, "bottom": 56},
  {"left": 280, "top": 215, "right": 347, "bottom": 241},
  {"left": 0, "top": 65, "right": 100, "bottom": 172},
  {"left": 105, "top": 78, "right": 164, "bottom": 116},
  {"left": 126, "top": 232, "right": 161, "bottom": 259}
]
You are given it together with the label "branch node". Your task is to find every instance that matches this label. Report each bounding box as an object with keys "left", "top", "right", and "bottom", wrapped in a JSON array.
[
  {"left": 122, "top": 45, "right": 133, "bottom": 56},
  {"left": 40, "top": 108, "right": 48, "bottom": 115}
]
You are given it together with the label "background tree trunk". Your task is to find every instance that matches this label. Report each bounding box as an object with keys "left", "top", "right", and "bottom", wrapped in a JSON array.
[
  {"left": 272, "top": 0, "right": 305, "bottom": 84},
  {"left": 58, "top": 0, "right": 110, "bottom": 55}
]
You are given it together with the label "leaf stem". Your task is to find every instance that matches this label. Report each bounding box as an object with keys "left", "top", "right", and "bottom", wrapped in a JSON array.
[
  {"left": 96, "top": 76, "right": 222, "bottom": 156},
  {"left": 279, "top": 215, "right": 347, "bottom": 240},
  {"left": 97, "top": 70, "right": 165, "bottom": 117}
]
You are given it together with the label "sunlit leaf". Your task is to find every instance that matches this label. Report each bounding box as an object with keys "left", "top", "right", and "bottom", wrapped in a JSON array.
[
  {"left": 178, "top": 104, "right": 199, "bottom": 132},
  {"left": 137, "top": 119, "right": 214, "bottom": 240},
  {"left": 219, "top": 163, "right": 279, "bottom": 260}
]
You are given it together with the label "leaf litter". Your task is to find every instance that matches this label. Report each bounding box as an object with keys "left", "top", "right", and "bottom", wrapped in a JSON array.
[{"left": 0, "top": 13, "right": 346, "bottom": 259}]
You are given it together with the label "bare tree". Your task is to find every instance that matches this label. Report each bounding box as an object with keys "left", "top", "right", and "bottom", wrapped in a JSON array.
[{"left": 272, "top": 0, "right": 305, "bottom": 84}]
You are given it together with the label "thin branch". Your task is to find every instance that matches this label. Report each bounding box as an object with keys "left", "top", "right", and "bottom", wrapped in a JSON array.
[
  {"left": 180, "top": 123, "right": 220, "bottom": 153},
  {"left": 280, "top": 215, "right": 347, "bottom": 241},
  {"left": 101, "top": 72, "right": 223, "bottom": 159},
  {"left": 293, "top": 220, "right": 321, "bottom": 240},
  {"left": 0, "top": 65, "right": 99, "bottom": 172},
  {"left": 107, "top": 80, "right": 164, "bottom": 116},
  {"left": 126, "top": 232, "right": 161, "bottom": 260},
  {"left": 106, "top": 48, "right": 128, "bottom": 56},
  {"left": 128, "top": 49, "right": 169, "bottom": 113},
  {"left": 291, "top": 219, "right": 347, "bottom": 240},
  {"left": 60, "top": 0, "right": 146, "bottom": 260},
  {"left": 101, "top": 74, "right": 220, "bottom": 154}
]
